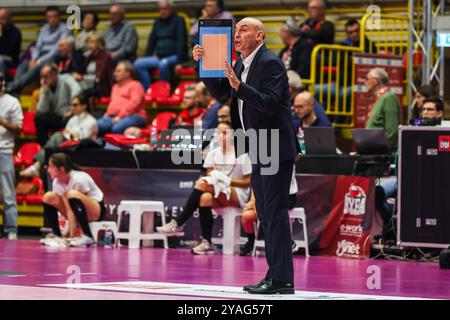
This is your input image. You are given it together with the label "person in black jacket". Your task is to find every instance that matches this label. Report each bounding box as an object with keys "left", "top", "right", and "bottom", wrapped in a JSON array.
[
  {"left": 0, "top": 9, "right": 22, "bottom": 80},
  {"left": 53, "top": 37, "right": 84, "bottom": 75},
  {"left": 300, "top": 0, "right": 334, "bottom": 46},
  {"left": 279, "top": 20, "right": 312, "bottom": 79},
  {"left": 133, "top": 0, "right": 188, "bottom": 90},
  {"left": 194, "top": 17, "right": 299, "bottom": 295}
]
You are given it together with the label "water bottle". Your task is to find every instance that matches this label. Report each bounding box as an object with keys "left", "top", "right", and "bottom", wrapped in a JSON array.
[
  {"left": 104, "top": 226, "right": 113, "bottom": 248},
  {"left": 297, "top": 127, "right": 306, "bottom": 154}
]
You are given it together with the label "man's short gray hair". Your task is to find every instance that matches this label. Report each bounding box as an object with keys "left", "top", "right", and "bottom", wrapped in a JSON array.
[
  {"left": 118, "top": 60, "right": 134, "bottom": 75},
  {"left": 369, "top": 67, "right": 389, "bottom": 86},
  {"left": 159, "top": 0, "right": 174, "bottom": 7}
]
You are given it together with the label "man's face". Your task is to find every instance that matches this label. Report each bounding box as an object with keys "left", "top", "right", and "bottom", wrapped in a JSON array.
[
  {"left": 183, "top": 90, "right": 196, "bottom": 108},
  {"left": 345, "top": 23, "right": 360, "bottom": 44},
  {"left": 364, "top": 72, "right": 378, "bottom": 94},
  {"left": 204, "top": 1, "right": 220, "bottom": 17},
  {"left": 58, "top": 40, "right": 71, "bottom": 56},
  {"left": 82, "top": 14, "right": 96, "bottom": 30},
  {"left": 0, "top": 10, "right": 9, "bottom": 27},
  {"left": 109, "top": 6, "right": 123, "bottom": 25},
  {"left": 46, "top": 10, "right": 60, "bottom": 29},
  {"left": 293, "top": 95, "right": 313, "bottom": 119},
  {"left": 422, "top": 102, "right": 443, "bottom": 119},
  {"left": 217, "top": 106, "right": 231, "bottom": 122},
  {"left": 40, "top": 67, "right": 58, "bottom": 87},
  {"left": 195, "top": 85, "right": 209, "bottom": 107},
  {"left": 159, "top": 3, "right": 173, "bottom": 19},
  {"left": 234, "top": 21, "right": 263, "bottom": 57},
  {"left": 114, "top": 63, "right": 130, "bottom": 83},
  {"left": 307, "top": 0, "right": 325, "bottom": 20},
  {"left": 279, "top": 26, "right": 290, "bottom": 45}
]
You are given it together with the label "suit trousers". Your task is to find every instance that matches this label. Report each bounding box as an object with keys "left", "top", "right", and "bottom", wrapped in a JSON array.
[{"left": 251, "top": 158, "right": 294, "bottom": 283}]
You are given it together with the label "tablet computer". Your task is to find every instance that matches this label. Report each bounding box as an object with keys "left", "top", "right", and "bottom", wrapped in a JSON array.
[{"left": 198, "top": 19, "right": 233, "bottom": 78}]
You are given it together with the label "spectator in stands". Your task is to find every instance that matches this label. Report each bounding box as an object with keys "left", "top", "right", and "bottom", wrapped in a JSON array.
[
  {"left": 279, "top": 20, "right": 312, "bottom": 79},
  {"left": 53, "top": 37, "right": 84, "bottom": 75},
  {"left": 240, "top": 169, "right": 298, "bottom": 256},
  {"left": 0, "top": 72, "right": 22, "bottom": 240},
  {"left": 6, "top": 6, "right": 70, "bottom": 94},
  {"left": 104, "top": 4, "right": 138, "bottom": 63},
  {"left": 175, "top": 85, "right": 204, "bottom": 125},
  {"left": 35, "top": 64, "right": 82, "bottom": 146},
  {"left": 0, "top": 9, "right": 22, "bottom": 80},
  {"left": 412, "top": 84, "right": 436, "bottom": 119},
  {"left": 190, "top": 0, "right": 234, "bottom": 47},
  {"left": 134, "top": 0, "right": 188, "bottom": 90},
  {"left": 20, "top": 94, "right": 98, "bottom": 178},
  {"left": 72, "top": 32, "right": 114, "bottom": 100},
  {"left": 287, "top": 70, "right": 330, "bottom": 128},
  {"left": 157, "top": 120, "right": 252, "bottom": 255},
  {"left": 292, "top": 91, "right": 332, "bottom": 131},
  {"left": 300, "top": 0, "right": 334, "bottom": 46},
  {"left": 75, "top": 11, "right": 100, "bottom": 54},
  {"left": 365, "top": 67, "right": 401, "bottom": 150},
  {"left": 97, "top": 61, "right": 146, "bottom": 135},
  {"left": 421, "top": 96, "right": 444, "bottom": 120},
  {"left": 195, "top": 81, "right": 221, "bottom": 130},
  {"left": 342, "top": 19, "right": 376, "bottom": 53},
  {"left": 216, "top": 104, "right": 231, "bottom": 122},
  {"left": 40, "top": 153, "right": 106, "bottom": 248}
]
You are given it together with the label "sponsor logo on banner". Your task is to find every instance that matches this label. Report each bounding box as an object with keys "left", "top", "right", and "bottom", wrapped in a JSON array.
[
  {"left": 339, "top": 224, "right": 364, "bottom": 236},
  {"left": 343, "top": 185, "right": 366, "bottom": 216},
  {"left": 438, "top": 136, "right": 450, "bottom": 152},
  {"left": 336, "top": 240, "right": 361, "bottom": 257}
]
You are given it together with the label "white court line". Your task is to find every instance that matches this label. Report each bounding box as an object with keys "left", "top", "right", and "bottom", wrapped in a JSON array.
[{"left": 41, "top": 281, "right": 431, "bottom": 300}]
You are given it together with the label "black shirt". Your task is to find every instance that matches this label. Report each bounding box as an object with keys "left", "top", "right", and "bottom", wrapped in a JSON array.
[{"left": 0, "top": 23, "right": 22, "bottom": 66}]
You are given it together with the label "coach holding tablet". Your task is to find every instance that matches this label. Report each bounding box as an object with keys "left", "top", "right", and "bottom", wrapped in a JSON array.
[{"left": 193, "top": 17, "right": 300, "bottom": 295}]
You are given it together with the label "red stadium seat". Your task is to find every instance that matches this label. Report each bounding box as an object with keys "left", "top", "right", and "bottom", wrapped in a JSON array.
[
  {"left": 7, "top": 68, "right": 17, "bottom": 79},
  {"left": 145, "top": 81, "right": 171, "bottom": 104},
  {"left": 22, "top": 111, "right": 37, "bottom": 136},
  {"left": 16, "top": 177, "right": 44, "bottom": 205},
  {"left": 98, "top": 97, "right": 111, "bottom": 105},
  {"left": 176, "top": 67, "right": 196, "bottom": 76},
  {"left": 155, "top": 81, "right": 195, "bottom": 106},
  {"left": 149, "top": 111, "right": 177, "bottom": 134},
  {"left": 13, "top": 142, "right": 41, "bottom": 167}
]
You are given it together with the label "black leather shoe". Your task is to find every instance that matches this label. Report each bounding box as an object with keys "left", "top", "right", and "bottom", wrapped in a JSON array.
[
  {"left": 239, "top": 240, "right": 254, "bottom": 256},
  {"left": 243, "top": 277, "right": 268, "bottom": 292},
  {"left": 247, "top": 279, "right": 295, "bottom": 294}
]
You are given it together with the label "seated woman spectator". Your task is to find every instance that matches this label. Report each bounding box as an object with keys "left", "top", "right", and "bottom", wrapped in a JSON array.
[
  {"left": 133, "top": 0, "right": 188, "bottom": 90},
  {"left": 157, "top": 121, "right": 252, "bottom": 255},
  {"left": 72, "top": 32, "right": 114, "bottom": 101},
  {"left": 97, "top": 61, "right": 147, "bottom": 135},
  {"left": 20, "top": 94, "right": 98, "bottom": 178},
  {"left": 75, "top": 11, "right": 100, "bottom": 54},
  {"left": 40, "top": 153, "right": 106, "bottom": 248},
  {"left": 240, "top": 167, "right": 298, "bottom": 256}
]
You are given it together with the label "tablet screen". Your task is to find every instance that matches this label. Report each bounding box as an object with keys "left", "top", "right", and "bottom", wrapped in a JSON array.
[{"left": 198, "top": 19, "right": 233, "bottom": 78}]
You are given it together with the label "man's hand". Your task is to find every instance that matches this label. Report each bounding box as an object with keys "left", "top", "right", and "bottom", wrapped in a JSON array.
[
  {"left": 111, "top": 51, "right": 120, "bottom": 59},
  {"left": 112, "top": 116, "right": 121, "bottom": 125},
  {"left": 72, "top": 72, "right": 83, "bottom": 81},
  {"left": 29, "top": 59, "right": 38, "bottom": 70},
  {"left": 224, "top": 60, "right": 240, "bottom": 90},
  {"left": 41, "top": 79, "right": 49, "bottom": 94},
  {"left": 174, "top": 64, "right": 183, "bottom": 73},
  {"left": 192, "top": 44, "right": 205, "bottom": 62},
  {"left": 300, "top": 24, "right": 311, "bottom": 33}
]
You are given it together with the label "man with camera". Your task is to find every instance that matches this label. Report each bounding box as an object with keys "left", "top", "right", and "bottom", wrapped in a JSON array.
[{"left": 0, "top": 72, "right": 23, "bottom": 240}]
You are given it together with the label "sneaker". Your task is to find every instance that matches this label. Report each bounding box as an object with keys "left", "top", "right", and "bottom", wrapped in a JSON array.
[
  {"left": 156, "top": 219, "right": 184, "bottom": 236},
  {"left": 40, "top": 233, "right": 57, "bottom": 245},
  {"left": 192, "top": 239, "right": 214, "bottom": 255},
  {"left": 69, "top": 235, "right": 96, "bottom": 247},
  {"left": 292, "top": 240, "right": 300, "bottom": 254},
  {"left": 7, "top": 232, "right": 17, "bottom": 240},
  {"left": 239, "top": 240, "right": 254, "bottom": 256},
  {"left": 19, "top": 164, "right": 39, "bottom": 178},
  {"left": 44, "top": 237, "right": 69, "bottom": 248}
]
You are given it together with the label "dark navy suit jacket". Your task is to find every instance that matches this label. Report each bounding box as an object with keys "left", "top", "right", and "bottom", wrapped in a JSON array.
[{"left": 203, "top": 44, "right": 300, "bottom": 164}]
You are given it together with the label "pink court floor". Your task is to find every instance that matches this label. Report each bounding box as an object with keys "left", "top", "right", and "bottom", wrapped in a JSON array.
[{"left": 0, "top": 239, "right": 449, "bottom": 300}]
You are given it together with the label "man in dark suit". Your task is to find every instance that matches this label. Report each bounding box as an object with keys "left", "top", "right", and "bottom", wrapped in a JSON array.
[{"left": 193, "top": 17, "right": 299, "bottom": 294}]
